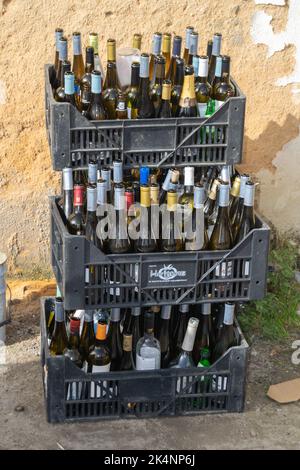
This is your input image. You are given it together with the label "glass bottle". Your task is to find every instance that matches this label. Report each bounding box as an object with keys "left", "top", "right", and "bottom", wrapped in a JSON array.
[
  {"left": 176, "top": 65, "right": 197, "bottom": 117},
  {"left": 55, "top": 36, "right": 68, "bottom": 89},
  {"left": 158, "top": 305, "right": 172, "bottom": 368},
  {"left": 120, "top": 334, "right": 134, "bottom": 371},
  {"left": 192, "top": 304, "right": 215, "bottom": 365},
  {"left": 87, "top": 71, "right": 107, "bottom": 120},
  {"left": 126, "top": 61, "right": 140, "bottom": 119},
  {"left": 208, "top": 33, "right": 222, "bottom": 84},
  {"left": 150, "top": 55, "right": 166, "bottom": 117},
  {"left": 195, "top": 55, "right": 212, "bottom": 118},
  {"left": 157, "top": 79, "right": 172, "bottom": 118},
  {"left": 80, "top": 310, "right": 95, "bottom": 365},
  {"left": 72, "top": 32, "right": 85, "bottom": 100},
  {"left": 169, "top": 317, "right": 199, "bottom": 368},
  {"left": 54, "top": 28, "right": 64, "bottom": 75},
  {"left": 55, "top": 60, "right": 71, "bottom": 102},
  {"left": 136, "top": 311, "right": 161, "bottom": 370},
  {"left": 183, "top": 26, "right": 194, "bottom": 64},
  {"left": 161, "top": 32, "right": 171, "bottom": 77},
  {"left": 103, "top": 61, "right": 119, "bottom": 119},
  {"left": 137, "top": 53, "right": 155, "bottom": 119},
  {"left": 106, "top": 308, "right": 123, "bottom": 371},
  {"left": 161, "top": 190, "right": 183, "bottom": 252},
  {"left": 61, "top": 167, "right": 73, "bottom": 221},
  {"left": 149, "top": 32, "right": 162, "bottom": 82},
  {"left": 172, "top": 304, "right": 189, "bottom": 359},
  {"left": 171, "top": 57, "right": 184, "bottom": 116},
  {"left": 167, "top": 35, "right": 182, "bottom": 82},
  {"left": 49, "top": 298, "right": 68, "bottom": 356},
  {"left": 214, "top": 55, "right": 235, "bottom": 110},
  {"left": 68, "top": 184, "right": 85, "bottom": 235}
]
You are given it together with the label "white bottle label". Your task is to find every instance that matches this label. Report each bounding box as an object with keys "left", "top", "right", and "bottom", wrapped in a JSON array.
[
  {"left": 197, "top": 103, "right": 208, "bottom": 118},
  {"left": 136, "top": 354, "right": 156, "bottom": 370},
  {"left": 85, "top": 267, "right": 90, "bottom": 283},
  {"left": 90, "top": 363, "right": 111, "bottom": 398}
]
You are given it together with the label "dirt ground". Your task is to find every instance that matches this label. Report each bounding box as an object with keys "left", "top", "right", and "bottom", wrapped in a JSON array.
[{"left": 0, "top": 280, "right": 300, "bottom": 451}]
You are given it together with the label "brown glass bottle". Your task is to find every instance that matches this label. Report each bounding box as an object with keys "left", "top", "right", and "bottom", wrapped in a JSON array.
[
  {"left": 126, "top": 62, "right": 140, "bottom": 119},
  {"left": 103, "top": 62, "right": 119, "bottom": 119},
  {"left": 214, "top": 55, "right": 235, "bottom": 110},
  {"left": 79, "top": 47, "right": 94, "bottom": 114},
  {"left": 208, "top": 33, "right": 222, "bottom": 84},
  {"left": 104, "top": 39, "right": 121, "bottom": 89},
  {"left": 167, "top": 35, "right": 182, "bottom": 82},
  {"left": 55, "top": 36, "right": 68, "bottom": 89},
  {"left": 54, "top": 28, "right": 64, "bottom": 75},
  {"left": 171, "top": 58, "right": 184, "bottom": 116}
]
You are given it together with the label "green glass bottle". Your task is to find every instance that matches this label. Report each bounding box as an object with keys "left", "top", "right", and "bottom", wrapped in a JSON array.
[
  {"left": 171, "top": 57, "right": 184, "bottom": 116},
  {"left": 214, "top": 56, "right": 235, "bottom": 110},
  {"left": 183, "top": 26, "right": 194, "bottom": 64},
  {"left": 103, "top": 61, "right": 119, "bottom": 119},
  {"left": 212, "top": 302, "right": 236, "bottom": 363},
  {"left": 150, "top": 54, "right": 166, "bottom": 117},
  {"left": 137, "top": 53, "right": 155, "bottom": 119},
  {"left": 208, "top": 33, "right": 222, "bottom": 84},
  {"left": 235, "top": 181, "right": 256, "bottom": 244},
  {"left": 231, "top": 174, "right": 250, "bottom": 238},
  {"left": 55, "top": 60, "right": 71, "bottom": 102},
  {"left": 176, "top": 65, "right": 197, "bottom": 117},
  {"left": 54, "top": 28, "right": 64, "bottom": 75},
  {"left": 87, "top": 71, "right": 107, "bottom": 120},
  {"left": 161, "top": 33, "right": 171, "bottom": 78},
  {"left": 134, "top": 185, "right": 157, "bottom": 253},
  {"left": 157, "top": 79, "right": 172, "bottom": 118},
  {"left": 193, "top": 304, "right": 215, "bottom": 365},
  {"left": 195, "top": 55, "right": 212, "bottom": 118},
  {"left": 126, "top": 62, "right": 140, "bottom": 119},
  {"left": 49, "top": 298, "right": 68, "bottom": 356}
]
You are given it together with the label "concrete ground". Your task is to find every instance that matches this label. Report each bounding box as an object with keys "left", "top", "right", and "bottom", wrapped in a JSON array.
[{"left": 0, "top": 280, "right": 300, "bottom": 450}]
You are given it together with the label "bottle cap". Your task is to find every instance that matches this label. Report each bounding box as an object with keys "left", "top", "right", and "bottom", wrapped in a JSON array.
[
  {"left": 170, "top": 169, "right": 180, "bottom": 184},
  {"left": 172, "top": 35, "right": 182, "bottom": 57},
  {"left": 152, "top": 32, "right": 162, "bottom": 55},
  {"left": 114, "top": 185, "right": 125, "bottom": 210},
  {"left": 133, "top": 33, "right": 142, "bottom": 50},
  {"left": 140, "top": 53, "right": 150, "bottom": 78},
  {"left": 162, "top": 169, "right": 172, "bottom": 192},
  {"left": 202, "top": 303, "right": 211, "bottom": 316},
  {"left": 70, "top": 317, "right": 80, "bottom": 335},
  {"left": 223, "top": 302, "right": 235, "bottom": 326},
  {"left": 87, "top": 185, "right": 97, "bottom": 212},
  {"left": 101, "top": 167, "right": 111, "bottom": 191},
  {"left": 110, "top": 307, "right": 121, "bottom": 322},
  {"left": 230, "top": 176, "right": 241, "bottom": 198},
  {"left": 96, "top": 322, "right": 106, "bottom": 340},
  {"left": 222, "top": 55, "right": 231, "bottom": 74},
  {"left": 208, "top": 179, "right": 220, "bottom": 201},
  {"left": 86, "top": 47, "right": 94, "bottom": 65},
  {"left": 84, "top": 310, "right": 94, "bottom": 322},
  {"left": 150, "top": 184, "right": 159, "bottom": 205},
  {"left": 218, "top": 182, "right": 230, "bottom": 207},
  {"left": 113, "top": 160, "right": 123, "bottom": 184},
  {"left": 97, "top": 178, "right": 107, "bottom": 205},
  {"left": 154, "top": 54, "right": 166, "bottom": 79},
  {"left": 151, "top": 306, "right": 161, "bottom": 313},
  {"left": 144, "top": 311, "right": 155, "bottom": 331},
  {"left": 240, "top": 174, "right": 250, "bottom": 199},
  {"left": 64, "top": 71, "right": 75, "bottom": 95},
  {"left": 73, "top": 184, "right": 85, "bottom": 206},
  {"left": 179, "top": 304, "right": 189, "bottom": 313},
  {"left": 207, "top": 40, "right": 213, "bottom": 57},
  {"left": 167, "top": 190, "right": 177, "bottom": 211},
  {"left": 244, "top": 181, "right": 255, "bottom": 207},
  {"left": 220, "top": 166, "right": 231, "bottom": 185},
  {"left": 162, "top": 33, "right": 171, "bottom": 53},
  {"left": 189, "top": 31, "right": 199, "bottom": 56},
  {"left": 199, "top": 55, "right": 209, "bottom": 78},
  {"left": 131, "top": 307, "right": 141, "bottom": 317},
  {"left": 89, "top": 32, "right": 99, "bottom": 54},
  {"left": 212, "top": 33, "right": 222, "bottom": 57},
  {"left": 88, "top": 162, "right": 98, "bottom": 184},
  {"left": 107, "top": 38, "right": 116, "bottom": 61},
  {"left": 59, "top": 37, "right": 68, "bottom": 61},
  {"left": 194, "top": 183, "right": 206, "bottom": 208},
  {"left": 185, "top": 26, "right": 194, "bottom": 49},
  {"left": 91, "top": 70, "right": 102, "bottom": 94},
  {"left": 54, "top": 297, "right": 64, "bottom": 322},
  {"left": 184, "top": 166, "right": 194, "bottom": 186},
  {"left": 182, "top": 317, "right": 199, "bottom": 352},
  {"left": 161, "top": 305, "right": 172, "bottom": 320},
  {"left": 55, "top": 28, "right": 64, "bottom": 50},
  {"left": 192, "top": 55, "right": 199, "bottom": 77},
  {"left": 125, "top": 189, "right": 134, "bottom": 210},
  {"left": 72, "top": 31, "right": 82, "bottom": 55},
  {"left": 62, "top": 168, "right": 73, "bottom": 191},
  {"left": 215, "top": 56, "right": 223, "bottom": 78},
  {"left": 123, "top": 334, "right": 133, "bottom": 352},
  {"left": 162, "top": 79, "right": 172, "bottom": 100},
  {"left": 140, "top": 167, "right": 150, "bottom": 185},
  {"left": 140, "top": 185, "right": 151, "bottom": 207}
]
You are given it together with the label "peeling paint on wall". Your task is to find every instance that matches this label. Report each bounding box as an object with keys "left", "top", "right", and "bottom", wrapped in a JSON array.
[{"left": 252, "top": 0, "right": 300, "bottom": 89}]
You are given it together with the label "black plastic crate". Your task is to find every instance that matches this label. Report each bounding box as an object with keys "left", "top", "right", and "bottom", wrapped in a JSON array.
[
  {"left": 45, "top": 64, "right": 246, "bottom": 171},
  {"left": 41, "top": 297, "right": 249, "bottom": 423},
  {"left": 50, "top": 196, "right": 270, "bottom": 311}
]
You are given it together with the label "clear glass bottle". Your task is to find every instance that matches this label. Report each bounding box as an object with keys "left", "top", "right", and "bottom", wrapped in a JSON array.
[
  {"left": 136, "top": 311, "right": 161, "bottom": 370},
  {"left": 169, "top": 317, "right": 199, "bottom": 368}
]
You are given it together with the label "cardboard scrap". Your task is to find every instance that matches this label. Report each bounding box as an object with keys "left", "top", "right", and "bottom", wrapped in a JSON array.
[{"left": 267, "top": 378, "right": 300, "bottom": 404}]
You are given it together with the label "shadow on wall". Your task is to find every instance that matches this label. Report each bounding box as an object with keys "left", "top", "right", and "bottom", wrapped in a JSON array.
[{"left": 242, "top": 113, "right": 300, "bottom": 171}]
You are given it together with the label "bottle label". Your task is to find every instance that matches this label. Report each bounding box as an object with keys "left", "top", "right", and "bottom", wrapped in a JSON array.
[
  {"left": 117, "top": 102, "right": 126, "bottom": 111},
  {"left": 136, "top": 354, "right": 156, "bottom": 370},
  {"left": 90, "top": 363, "right": 111, "bottom": 398},
  {"left": 197, "top": 103, "right": 208, "bottom": 118},
  {"left": 223, "top": 306, "right": 234, "bottom": 325}
]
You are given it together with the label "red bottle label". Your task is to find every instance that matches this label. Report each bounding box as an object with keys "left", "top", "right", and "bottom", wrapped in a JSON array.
[{"left": 74, "top": 185, "right": 84, "bottom": 206}]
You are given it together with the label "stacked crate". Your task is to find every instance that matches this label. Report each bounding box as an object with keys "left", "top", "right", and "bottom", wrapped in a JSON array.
[{"left": 41, "top": 64, "right": 270, "bottom": 423}]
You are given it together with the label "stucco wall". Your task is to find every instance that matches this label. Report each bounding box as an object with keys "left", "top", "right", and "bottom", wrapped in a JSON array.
[{"left": 0, "top": 0, "right": 299, "bottom": 271}]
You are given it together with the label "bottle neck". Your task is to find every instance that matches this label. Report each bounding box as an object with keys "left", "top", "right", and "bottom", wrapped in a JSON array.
[
  {"left": 106, "top": 65, "right": 117, "bottom": 88},
  {"left": 131, "top": 67, "right": 140, "bottom": 88},
  {"left": 69, "top": 332, "right": 80, "bottom": 349},
  {"left": 174, "top": 66, "right": 184, "bottom": 86}
]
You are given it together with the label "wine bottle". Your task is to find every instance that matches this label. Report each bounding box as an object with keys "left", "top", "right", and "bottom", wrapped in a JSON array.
[
  {"left": 104, "top": 38, "right": 120, "bottom": 89},
  {"left": 229, "top": 175, "right": 241, "bottom": 220},
  {"left": 136, "top": 311, "right": 161, "bottom": 370},
  {"left": 150, "top": 55, "right": 166, "bottom": 117},
  {"left": 87, "top": 323, "right": 111, "bottom": 398},
  {"left": 85, "top": 184, "right": 98, "bottom": 245},
  {"left": 208, "top": 33, "right": 222, "bottom": 84},
  {"left": 161, "top": 32, "right": 171, "bottom": 77},
  {"left": 72, "top": 32, "right": 85, "bottom": 100},
  {"left": 55, "top": 60, "right": 71, "bottom": 102},
  {"left": 209, "top": 182, "right": 233, "bottom": 250},
  {"left": 231, "top": 174, "right": 250, "bottom": 238},
  {"left": 206, "top": 39, "right": 213, "bottom": 62},
  {"left": 120, "top": 334, "right": 134, "bottom": 371},
  {"left": 103, "top": 61, "right": 119, "bottom": 119},
  {"left": 183, "top": 26, "right": 194, "bottom": 64},
  {"left": 220, "top": 165, "right": 232, "bottom": 187},
  {"left": 161, "top": 190, "right": 183, "bottom": 252},
  {"left": 171, "top": 57, "right": 184, "bottom": 116},
  {"left": 188, "top": 31, "right": 199, "bottom": 65},
  {"left": 128, "top": 307, "right": 142, "bottom": 361},
  {"left": 54, "top": 28, "right": 64, "bottom": 75},
  {"left": 87, "top": 71, "right": 107, "bottom": 120},
  {"left": 169, "top": 317, "right": 199, "bottom": 368},
  {"left": 135, "top": 185, "right": 157, "bottom": 253},
  {"left": 167, "top": 35, "right": 182, "bottom": 82},
  {"left": 235, "top": 181, "right": 256, "bottom": 244},
  {"left": 137, "top": 53, "right": 155, "bottom": 119},
  {"left": 211, "top": 55, "right": 223, "bottom": 98},
  {"left": 185, "top": 183, "right": 208, "bottom": 251},
  {"left": 126, "top": 62, "right": 140, "bottom": 119},
  {"left": 64, "top": 317, "right": 83, "bottom": 368},
  {"left": 88, "top": 32, "right": 105, "bottom": 79},
  {"left": 68, "top": 184, "right": 85, "bottom": 235},
  {"left": 195, "top": 56, "right": 211, "bottom": 118},
  {"left": 88, "top": 161, "right": 98, "bottom": 185},
  {"left": 49, "top": 298, "right": 68, "bottom": 356},
  {"left": 178, "top": 166, "right": 194, "bottom": 210},
  {"left": 108, "top": 185, "right": 131, "bottom": 254},
  {"left": 132, "top": 33, "right": 142, "bottom": 50},
  {"left": 204, "top": 178, "right": 219, "bottom": 224},
  {"left": 172, "top": 304, "right": 189, "bottom": 359},
  {"left": 80, "top": 310, "right": 95, "bottom": 364},
  {"left": 55, "top": 36, "right": 68, "bottom": 89},
  {"left": 192, "top": 304, "right": 215, "bottom": 365},
  {"left": 212, "top": 302, "right": 236, "bottom": 362},
  {"left": 149, "top": 32, "right": 162, "bottom": 82},
  {"left": 79, "top": 46, "right": 94, "bottom": 114},
  {"left": 96, "top": 178, "right": 109, "bottom": 251},
  {"left": 176, "top": 65, "right": 197, "bottom": 117},
  {"left": 116, "top": 92, "right": 128, "bottom": 119},
  {"left": 157, "top": 79, "right": 172, "bottom": 118},
  {"left": 106, "top": 308, "right": 123, "bottom": 371},
  {"left": 214, "top": 55, "right": 235, "bottom": 110},
  {"left": 64, "top": 71, "right": 76, "bottom": 106},
  {"left": 158, "top": 305, "right": 172, "bottom": 368},
  {"left": 62, "top": 167, "right": 73, "bottom": 220}
]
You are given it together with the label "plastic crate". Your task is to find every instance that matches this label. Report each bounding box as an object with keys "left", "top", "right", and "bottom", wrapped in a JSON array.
[
  {"left": 45, "top": 64, "right": 246, "bottom": 171},
  {"left": 41, "top": 297, "right": 249, "bottom": 423},
  {"left": 50, "top": 196, "right": 270, "bottom": 311}
]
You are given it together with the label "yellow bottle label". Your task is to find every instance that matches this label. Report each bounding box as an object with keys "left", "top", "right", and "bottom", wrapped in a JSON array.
[
  {"left": 140, "top": 186, "right": 151, "bottom": 207},
  {"left": 167, "top": 191, "right": 178, "bottom": 210},
  {"left": 123, "top": 335, "right": 133, "bottom": 352},
  {"left": 162, "top": 82, "right": 171, "bottom": 100}
]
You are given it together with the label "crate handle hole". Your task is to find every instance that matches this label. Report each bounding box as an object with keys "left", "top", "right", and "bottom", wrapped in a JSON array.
[
  {"left": 236, "top": 356, "right": 240, "bottom": 361},
  {"left": 74, "top": 289, "right": 78, "bottom": 293},
  {"left": 234, "top": 106, "right": 238, "bottom": 111},
  {"left": 74, "top": 246, "right": 78, "bottom": 251},
  {"left": 60, "top": 113, "right": 64, "bottom": 118},
  {"left": 258, "top": 239, "right": 263, "bottom": 243},
  {"left": 256, "top": 280, "right": 260, "bottom": 285},
  {"left": 61, "top": 153, "right": 65, "bottom": 158},
  {"left": 232, "top": 146, "right": 236, "bottom": 151}
]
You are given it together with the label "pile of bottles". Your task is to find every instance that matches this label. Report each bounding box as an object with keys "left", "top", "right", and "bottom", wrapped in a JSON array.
[
  {"left": 48, "top": 297, "right": 238, "bottom": 376},
  {"left": 60, "top": 163, "right": 256, "bottom": 254},
  {"left": 51, "top": 27, "right": 235, "bottom": 120}
]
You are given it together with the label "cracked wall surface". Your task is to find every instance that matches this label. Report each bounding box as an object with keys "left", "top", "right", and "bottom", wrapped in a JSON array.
[{"left": 0, "top": 0, "right": 299, "bottom": 271}]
